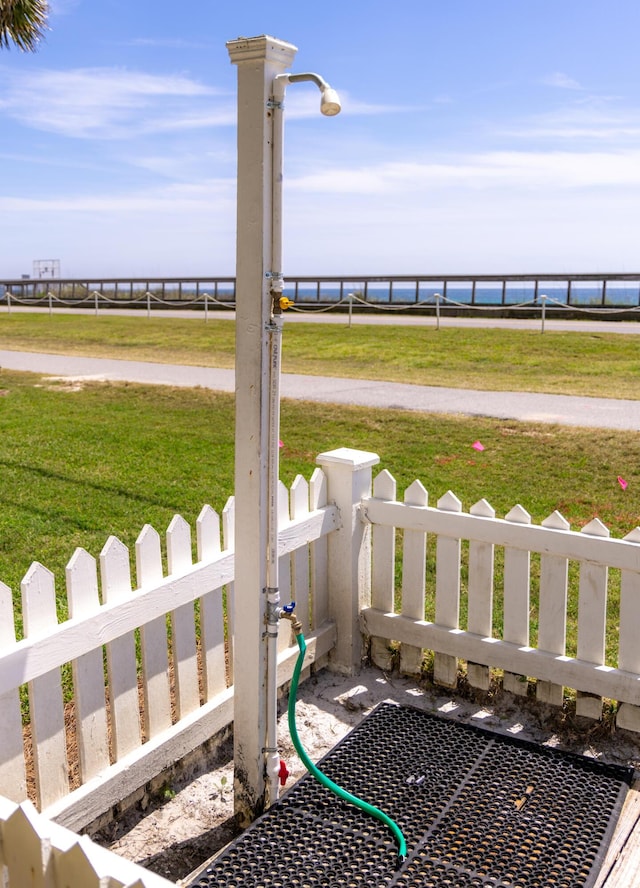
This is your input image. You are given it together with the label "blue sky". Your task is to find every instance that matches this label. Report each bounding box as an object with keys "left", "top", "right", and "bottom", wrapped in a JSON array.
[{"left": 1, "top": 0, "right": 640, "bottom": 278}]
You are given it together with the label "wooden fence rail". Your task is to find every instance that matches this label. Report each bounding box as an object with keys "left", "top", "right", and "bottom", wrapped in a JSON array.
[{"left": 362, "top": 469, "right": 640, "bottom": 733}]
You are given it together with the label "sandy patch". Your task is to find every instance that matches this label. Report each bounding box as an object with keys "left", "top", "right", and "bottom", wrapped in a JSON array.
[{"left": 93, "top": 665, "right": 640, "bottom": 885}]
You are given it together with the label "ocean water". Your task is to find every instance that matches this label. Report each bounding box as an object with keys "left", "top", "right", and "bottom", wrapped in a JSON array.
[{"left": 282, "top": 283, "right": 640, "bottom": 308}]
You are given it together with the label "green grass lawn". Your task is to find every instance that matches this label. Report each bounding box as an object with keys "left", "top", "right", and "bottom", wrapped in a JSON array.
[
  {"left": 1, "top": 311, "right": 640, "bottom": 398},
  {"left": 1, "top": 360, "right": 638, "bottom": 668}
]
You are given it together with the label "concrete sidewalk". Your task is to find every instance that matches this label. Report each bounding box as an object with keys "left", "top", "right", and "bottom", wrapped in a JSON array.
[{"left": 0, "top": 349, "right": 636, "bottom": 431}]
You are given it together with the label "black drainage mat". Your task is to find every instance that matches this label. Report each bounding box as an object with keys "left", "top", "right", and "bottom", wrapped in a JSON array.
[{"left": 187, "top": 702, "right": 633, "bottom": 888}]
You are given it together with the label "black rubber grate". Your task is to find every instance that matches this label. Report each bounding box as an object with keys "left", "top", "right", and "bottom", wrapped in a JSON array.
[{"left": 188, "top": 703, "right": 633, "bottom": 888}]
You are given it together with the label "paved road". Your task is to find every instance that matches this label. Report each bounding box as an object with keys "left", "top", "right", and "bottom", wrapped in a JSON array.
[{"left": 1, "top": 349, "right": 636, "bottom": 431}]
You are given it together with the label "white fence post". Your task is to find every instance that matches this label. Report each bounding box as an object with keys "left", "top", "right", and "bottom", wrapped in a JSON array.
[{"left": 316, "top": 447, "right": 380, "bottom": 675}]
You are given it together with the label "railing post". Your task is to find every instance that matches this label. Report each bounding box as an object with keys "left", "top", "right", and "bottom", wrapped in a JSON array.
[
  {"left": 435, "top": 291, "right": 441, "bottom": 329},
  {"left": 540, "top": 293, "right": 547, "bottom": 333},
  {"left": 316, "top": 447, "right": 380, "bottom": 675}
]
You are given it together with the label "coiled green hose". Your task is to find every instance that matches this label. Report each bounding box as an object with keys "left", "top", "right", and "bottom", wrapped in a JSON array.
[{"left": 288, "top": 629, "right": 407, "bottom": 863}]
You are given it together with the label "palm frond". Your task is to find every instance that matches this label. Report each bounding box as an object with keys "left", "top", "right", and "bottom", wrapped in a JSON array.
[{"left": 0, "top": 0, "right": 49, "bottom": 52}]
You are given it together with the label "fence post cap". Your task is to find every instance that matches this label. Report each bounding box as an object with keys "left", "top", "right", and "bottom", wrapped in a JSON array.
[{"left": 316, "top": 447, "right": 380, "bottom": 469}]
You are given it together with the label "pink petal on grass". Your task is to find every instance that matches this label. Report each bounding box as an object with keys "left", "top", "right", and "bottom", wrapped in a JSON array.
[
  {"left": 618, "top": 476, "right": 628, "bottom": 490},
  {"left": 472, "top": 441, "right": 485, "bottom": 452},
  {"left": 279, "top": 440, "right": 284, "bottom": 448}
]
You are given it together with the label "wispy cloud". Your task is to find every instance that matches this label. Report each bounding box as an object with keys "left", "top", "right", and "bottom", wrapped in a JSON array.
[
  {"left": 0, "top": 178, "right": 235, "bottom": 214},
  {"left": 288, "top": 149, "right": 640, "bottom": 194},
  {"left": 542, "top": 71, "right": 583, "bottom": 90},
  {"left": 506, "top": 102, "right": 640, "bottom": 142},
  {"left": 0, "top": 66, "right": 233, "bottom": 139}
]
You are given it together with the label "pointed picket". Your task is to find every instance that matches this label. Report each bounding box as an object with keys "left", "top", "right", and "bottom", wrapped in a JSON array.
[
  {"left": 196, "top": 505, "right": 226, "bottom": 700},
  {"left": 100, "top": 536, "right": 142, "bottom": 759},
  {"left": 536, "top": 511, "right": 570, "bottom": 706},
  {"left": 66, "top": 548, "right": 110, "bottom": 781},
  {"left": 53, "top": 839, "right": 119, "bottom": 888},
  {"left": 196, "top": 504, "right": 221, "bottom": 561},
  {"left": 135, "top": 525, "right": 171, "bottom": 738},
  {"left": 222, "top": 496, "right": 235, "bottom": 685},
  {"left": 0, "top": 581, "right": 27, "bottom": 802},
  {"left": 433, "top": 491, "right": 462, "bottom": 688},
  {"left": 400, "top": 479, "right": 428, "bottom": 675},
  {"left": 0, "top": 802, "right": 48, "bottom": 887},
  {"left": 502, "top": 504, "right": 532, "bottom": 696},
  {"left": 167, "top": 515, "right": 200, "bottom": 718},
  {"left": 576, "top": 517, "right": 610, "bottom": 720},
  {"left": 291, "top": 475, "right": 311, "bottom": 635},
  {"left": 467, "top": 499, "right": 495, "bottom": 691},
  {"left": 371, "top": 469, "right": 397, "bottom": 670},
  {"left": 21, "top": 562, "right": 68, "bottom": 810},
  {"left": 309, "top": 467, "right": 329, "bottom": 631}
]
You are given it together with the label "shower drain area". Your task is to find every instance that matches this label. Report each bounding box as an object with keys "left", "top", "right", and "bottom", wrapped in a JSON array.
[{"left": 187, "top": 702, "right": 632, "bottom": 888}]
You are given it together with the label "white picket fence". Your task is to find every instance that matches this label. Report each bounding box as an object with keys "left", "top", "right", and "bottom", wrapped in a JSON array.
[
  {"left": 3, "top": 446, "right": 640, "bottom": 886},
  {"left": 362, "top": 467, "right": 640, "bottom": 733},
  {"left": 0, "top": 796, "right": 174, "bottom": 887},
  {"left": 0, "top": 466, "right": 339, "bottom": 836}
]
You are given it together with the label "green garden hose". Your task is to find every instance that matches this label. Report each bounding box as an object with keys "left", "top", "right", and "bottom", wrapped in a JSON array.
[{"left": 287, "top": 626, "right": 407, "bottom": 864}]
